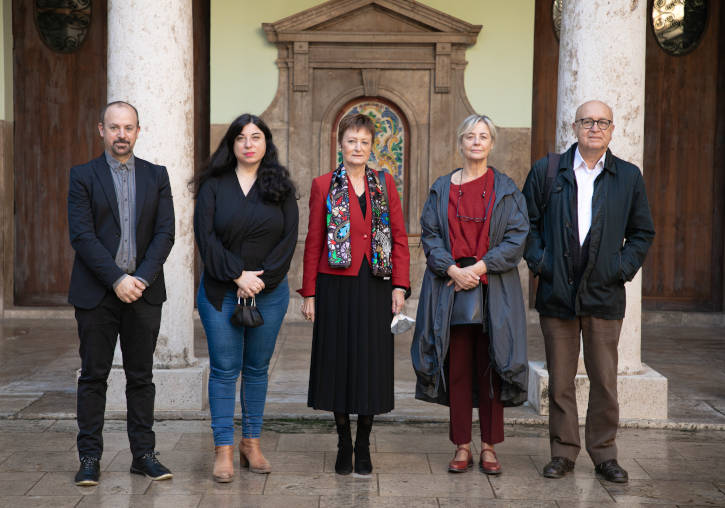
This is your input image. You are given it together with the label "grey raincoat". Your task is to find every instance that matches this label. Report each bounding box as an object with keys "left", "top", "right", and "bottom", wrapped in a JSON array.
[{"left": 411, "top": 168, "right": 529, "bottom": 407}]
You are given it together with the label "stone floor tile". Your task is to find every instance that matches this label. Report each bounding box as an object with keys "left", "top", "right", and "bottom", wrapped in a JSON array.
[
  {"left": 0, "top": 432, "right": 75, "bottom": 452},
  {"left": 0, "top": 471, "right": 45, "bottom": 495},
  {"left": 373, "top": 431, "right": 453, "bottom": 453},
  {"left": 669, "top": 441, "right": 725, "bottom": 459},
  {"left": 144, "top": 470, "right": 266, "bottom": 495},
  {"left": 16, "top": 392, "right": 76, "bottom": 418},
  {"left": 0, "top": 495, "right": 82, "bottom": 507},
  {"left": 263, "top": 472, "right": 378, "bottom": 496},
  {"left": 200, "top": 493, "right": 320, "bottom": 508},
  {"left": 529, "top": 455, "right": 650, "bottom": 480},
  {"left": 323, "top": 451, "right": 429, "bottom": 473},
  {"left": 378, "top": 472, "right": 495, "bottom": 498},
  {"left": 76, "top": 493, "right": 203, "bottom": 507},
  {"left": 488, "top": 436, "right": 551, "bottom": 456},
  {"left": 427, "top": 453, "right": 539, "bottom": 476},
  {"left": 488, "top": 475, "right": 612, "bottom": 502},
  {"left": 438, "top": 499, "right": 557, "bottom": 508},
  {"left": 555, "top": 502, "right": 677, "bottom": 507},
  {"left": 260, "top": 451, "right": 324, "bottom": 473},
  {"left": 603, "top": 479, "right": 725, "bottom": 505},
  {"left": 0, "top": 411, "right": 50, "bottom": 428},
  {"left": 0, "top": 451, "right": 81, "bottom": 472},
  {"left": 635, "top": 457, "right": 725, "bottom": 481},
  {"left": 27, "top": 471, "right": 151, "bottom": 496},
  {"left": 321, "top": 493, "right": 438, "bottom": 507},
  {"left": 0, "top": 451, "right": 11, "bottom": 466},
  {"left": 614, "top": 437, "right": 686, "bottom": 460},
  {"left": 276, "top": 433, "right": 340, "bottom": 452},
  {"left": 106, "top": 449, "right": 211, "bottom": 473}
]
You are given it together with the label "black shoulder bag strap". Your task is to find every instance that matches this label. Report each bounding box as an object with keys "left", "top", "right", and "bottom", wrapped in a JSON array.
[{"left": 543, "top": 152, "right": 561, "bottom": 210}]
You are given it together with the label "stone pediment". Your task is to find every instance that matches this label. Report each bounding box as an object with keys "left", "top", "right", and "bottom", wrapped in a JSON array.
[{"left": 263, "top": 0, "right": 481, "bottom": 44}]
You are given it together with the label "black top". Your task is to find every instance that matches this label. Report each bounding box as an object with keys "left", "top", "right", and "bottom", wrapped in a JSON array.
[{"left": 194, "top": 170, "right": 299, "bottom": 310}]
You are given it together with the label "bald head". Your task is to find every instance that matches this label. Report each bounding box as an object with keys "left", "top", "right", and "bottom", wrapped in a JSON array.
[{"left": 575, "top": 100, "right": 613, "bottom": 123}]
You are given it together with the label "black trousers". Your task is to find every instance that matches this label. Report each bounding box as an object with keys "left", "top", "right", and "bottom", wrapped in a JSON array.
[{"left": 75, "top": 291, "right": 162, "bottom": 460}]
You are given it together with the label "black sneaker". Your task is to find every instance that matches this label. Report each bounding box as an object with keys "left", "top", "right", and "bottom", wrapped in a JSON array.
[
  {"left": 74, "top": 456, "right": 100, "bottom": 486},
  {"left": 130, "top": 451, "right": 173, "bottom": 481}
]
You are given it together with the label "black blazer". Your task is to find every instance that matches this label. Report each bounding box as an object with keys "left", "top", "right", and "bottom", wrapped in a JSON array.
[{"left": 67, "top": 154, "right": 175, "bottom": 309}]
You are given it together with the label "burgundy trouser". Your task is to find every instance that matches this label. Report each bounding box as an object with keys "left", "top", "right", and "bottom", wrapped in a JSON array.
[
  {"left": 448, "top": 324, "right": 504, "bottom": 445},
  {"left": 540, "top": 315, "right": 623, "bottom": 465}
]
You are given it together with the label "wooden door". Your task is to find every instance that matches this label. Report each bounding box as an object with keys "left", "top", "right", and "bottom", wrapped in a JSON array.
[
  {"left": 642, "top": 0, "right": 725, "bottom": 311},
  {"left": 13, "top": 0, "right": 107, "bottom": 305}
]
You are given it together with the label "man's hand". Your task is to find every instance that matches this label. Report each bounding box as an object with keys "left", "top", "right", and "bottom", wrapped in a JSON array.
[{"left": 114, "top": 275, "right": 145, "bottom": 303}]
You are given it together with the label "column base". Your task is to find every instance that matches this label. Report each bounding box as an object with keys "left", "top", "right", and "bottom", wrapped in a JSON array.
[
  {"left": 104, "top": 360, "right": 209, "bottom": 411},
  {"left": 527, "top": 361, "right": 668, "bottom": 419}
]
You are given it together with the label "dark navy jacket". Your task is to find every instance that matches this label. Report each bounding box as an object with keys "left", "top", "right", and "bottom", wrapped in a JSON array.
[
  {"left": 67, "top": 154, "right": 175, "bottom": 309},
  {"left": 522, "top": 143, "right": 655, "bottom": 320}
]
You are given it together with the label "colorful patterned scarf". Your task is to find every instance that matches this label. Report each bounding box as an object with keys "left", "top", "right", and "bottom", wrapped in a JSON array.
[{"left": 326, "top": 164, "right": 393, "bottom": 277}]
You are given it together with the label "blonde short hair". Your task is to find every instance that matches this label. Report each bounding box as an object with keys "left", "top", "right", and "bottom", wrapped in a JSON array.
[{"left": 456, "top": 114, "right": 497, "bottom": 156}]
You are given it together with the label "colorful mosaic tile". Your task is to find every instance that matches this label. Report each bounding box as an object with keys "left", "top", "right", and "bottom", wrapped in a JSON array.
[{"left": 336, "top": 100, "right": 405, "bottom": 207}]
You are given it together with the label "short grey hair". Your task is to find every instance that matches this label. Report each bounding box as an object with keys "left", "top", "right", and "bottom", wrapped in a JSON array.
[{"left": 456, "top": 114, "right": 497, "bottom": 156}]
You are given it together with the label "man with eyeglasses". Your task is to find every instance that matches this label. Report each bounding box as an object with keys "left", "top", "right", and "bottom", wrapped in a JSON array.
[{"left": 522, "top": 100, "right": 654, "bottom": 483}]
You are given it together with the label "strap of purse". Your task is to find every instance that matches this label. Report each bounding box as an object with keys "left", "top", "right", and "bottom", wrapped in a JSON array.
[{"left": 543, "top": 152, "right": 561, "bottom": 210}]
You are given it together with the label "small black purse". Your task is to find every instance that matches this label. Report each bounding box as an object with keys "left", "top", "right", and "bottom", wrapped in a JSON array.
[
  {"left": 450, "top": 283, "right": 487, "bottom": 330},
  {"left": 230, "top": 297, "right": 264, "bottom": 328}
]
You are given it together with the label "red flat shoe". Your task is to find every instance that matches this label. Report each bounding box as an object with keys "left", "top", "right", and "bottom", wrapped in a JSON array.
[
  {"left": 480, "top": 448, "right": 502, "bottom": 475},
  {"left": 448, "top": 446, "right": 473, "bottom": 473}
]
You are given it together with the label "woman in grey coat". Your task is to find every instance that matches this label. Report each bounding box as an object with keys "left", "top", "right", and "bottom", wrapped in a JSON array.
[{"left": 411, "top": 114, "right": 529, "bottom": 476}]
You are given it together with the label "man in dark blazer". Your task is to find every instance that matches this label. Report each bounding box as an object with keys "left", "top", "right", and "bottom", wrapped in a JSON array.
[{"left": 68, "top": 101, "right": 175, "bottom": 486}]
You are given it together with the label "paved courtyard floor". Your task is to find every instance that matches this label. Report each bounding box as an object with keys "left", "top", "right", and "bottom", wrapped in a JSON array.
[{"left": 0, "top": 317, "right": 723, "bottom": 506}]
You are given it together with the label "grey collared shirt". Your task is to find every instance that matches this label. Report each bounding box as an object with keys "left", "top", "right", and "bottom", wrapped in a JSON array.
[{"left": 106, "top": 152, "right": 146, "bottom": 288}]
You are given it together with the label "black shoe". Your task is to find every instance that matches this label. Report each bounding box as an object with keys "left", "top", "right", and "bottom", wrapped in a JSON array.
[
  {"left": 543, "top": 456, "right": 575, "bottom": 479},
  {"left": 595, "top": 459, "right": 629, "bottom": 483},
  {"left": 130, "top": 451, "right": 173, "bottom": 481},
  {"left": 335, "top": 421, "right": 353, "bottom": 475},
  {"left": 75, "top": 456, "right": 100, "bottom": 486},
  {"left": 353, "top": 416, "right": 373, "bottom": 476}
]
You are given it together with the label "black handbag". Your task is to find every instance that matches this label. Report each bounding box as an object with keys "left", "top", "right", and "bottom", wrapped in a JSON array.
[
  {"left": 450, "top": 283, "right": 486, "bottom": 329},
  {"left": 230, "top": 297, "right": 264, "bottom": 328}
]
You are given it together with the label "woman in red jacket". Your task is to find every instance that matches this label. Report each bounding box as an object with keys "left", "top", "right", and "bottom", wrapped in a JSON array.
[{"left": 299, "top": 113, "right": 410, "bottom": 476}]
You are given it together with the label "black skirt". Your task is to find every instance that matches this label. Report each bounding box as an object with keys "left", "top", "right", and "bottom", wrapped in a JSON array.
[{"left": 308, "top": 259, "right": 394, "bottom": 415}]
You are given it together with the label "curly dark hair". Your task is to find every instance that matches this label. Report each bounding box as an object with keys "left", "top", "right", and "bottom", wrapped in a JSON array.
[{"left": 190, "top": 114, "right": 296, "bottom": 204}]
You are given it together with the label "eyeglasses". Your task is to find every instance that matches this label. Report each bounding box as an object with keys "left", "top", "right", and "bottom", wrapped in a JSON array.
[
  {"left": 456, "top": 189, "right": 494, "bottom": 223},
  {"left": 576, "top": 118, "right": 612, "bottom": 130}
]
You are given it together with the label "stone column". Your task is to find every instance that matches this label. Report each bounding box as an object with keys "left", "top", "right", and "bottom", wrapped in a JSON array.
[
  {"left": 527, "top": 0, "right": 667, "bottom": 419},
  {"left": 105, "top": 0, "right": 208, "bottom": 412}
]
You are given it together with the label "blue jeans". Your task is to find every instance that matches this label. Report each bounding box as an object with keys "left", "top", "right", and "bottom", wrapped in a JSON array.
[{"left": 197, "top": 277, "right": 289, "bottom": 444}]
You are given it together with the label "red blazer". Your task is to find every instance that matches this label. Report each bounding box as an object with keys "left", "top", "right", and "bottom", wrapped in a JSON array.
[{"left": 298, "top": 170, "right": 410, "bottom": 297}]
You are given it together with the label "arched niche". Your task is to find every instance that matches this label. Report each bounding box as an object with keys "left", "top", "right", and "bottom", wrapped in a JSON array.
[
  {"left": 330, "top": 96, "right": 410, "bottom": 226},
  {"left": 261, "top": 0, "right": 481, "bottom": 238}
]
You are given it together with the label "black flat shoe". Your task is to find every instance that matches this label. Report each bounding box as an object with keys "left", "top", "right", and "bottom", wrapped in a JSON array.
[
  {"left": 74, "top": 456, "right": 100, "bottom": 486},
  {"left": 595, "top": 459, "right": 628, "bottom": 483},
  {"left": 543, "top": 456, "right": 575, "bottom": 479},
  {"left": 130, "top": 451, "right": 173, "bottom": 481}
]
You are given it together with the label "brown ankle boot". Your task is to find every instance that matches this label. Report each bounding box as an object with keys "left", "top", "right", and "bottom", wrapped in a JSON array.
[
  {"left": 212, "top": 445, "right": 234, "bottom": 482},
  {"left": 239, "top": 438, "right": 271, "bottom": 474}
]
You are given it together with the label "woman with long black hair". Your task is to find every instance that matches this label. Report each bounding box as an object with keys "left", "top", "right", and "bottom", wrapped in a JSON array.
[{"left": 192, "top": 114, "right": 298, "bottom": 482}]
